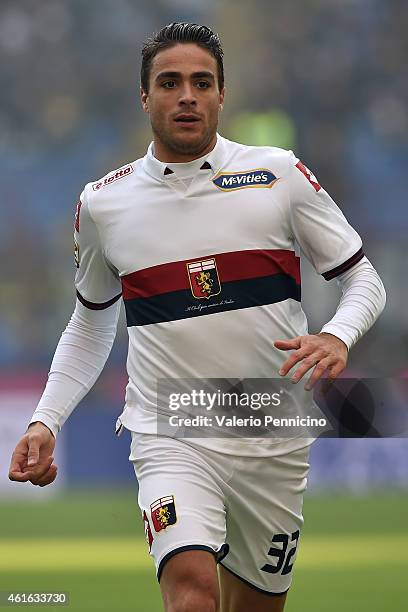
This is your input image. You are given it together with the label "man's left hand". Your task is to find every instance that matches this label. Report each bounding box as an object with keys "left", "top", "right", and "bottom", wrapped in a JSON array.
[{"left": 274, "top": 333, "right": 348, "bottom": 390}]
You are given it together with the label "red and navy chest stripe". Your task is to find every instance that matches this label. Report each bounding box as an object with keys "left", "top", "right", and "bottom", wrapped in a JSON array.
[{"left": 121, "top": 249, "right": 301, "bottom": 327}]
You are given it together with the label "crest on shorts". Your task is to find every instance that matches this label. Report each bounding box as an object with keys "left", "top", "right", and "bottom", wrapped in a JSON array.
[
  {"left": 187, "top": 258, "right": 221, "bottom": 300},
  {"left": 150, "top": 495, "right": 177, "bottom": 533}
]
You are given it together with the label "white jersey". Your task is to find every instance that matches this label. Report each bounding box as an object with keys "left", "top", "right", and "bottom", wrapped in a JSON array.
[{"left": 74, "top": 134, "right": 363, "bottom": 455}]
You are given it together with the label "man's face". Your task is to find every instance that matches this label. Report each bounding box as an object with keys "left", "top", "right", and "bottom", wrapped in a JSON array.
[{"left": 141, "top": 43, "right": 225, "bottom": 159}]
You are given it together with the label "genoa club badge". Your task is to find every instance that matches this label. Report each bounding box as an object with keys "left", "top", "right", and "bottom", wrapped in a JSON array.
[
  {"left": 187, "top": 258, "right": 221, "bottom": 300},
  {"left": 150, "top": 495, "right": 177, "bottom": 533}
]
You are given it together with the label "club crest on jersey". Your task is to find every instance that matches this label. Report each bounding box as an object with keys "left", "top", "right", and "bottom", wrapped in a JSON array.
[
  {"left": 213, "top": 169, "right": 278, "bottom": 191},
  {"left": 295, "top": 161, "right": 321, "bottom": 192},
  {"left": 187, "top": 258, "right": 221, "bottom": 299},
  {"left": 150, "top": 496, "right": 177, "bottom": 533},
  {"left": 92, "top": 164, "right": 133, "bottom": 191}
]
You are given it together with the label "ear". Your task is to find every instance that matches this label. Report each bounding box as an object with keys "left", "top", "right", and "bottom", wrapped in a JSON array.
[
  {"left": 140, "top": 86, "right": 149, "bottom": 113},
  {"left": 219, "top": 86, "right": 225, "bottom": 112}
]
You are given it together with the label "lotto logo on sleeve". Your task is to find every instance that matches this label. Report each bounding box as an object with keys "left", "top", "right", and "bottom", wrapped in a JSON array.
[
  {"left": 295, "top": 161, "right": 321, "bottom": 192},
  {"left": 92, "top": 164, "right": 133, "bottom": 191},
  {"left": 150, "top": 496, "right": 177, "bottom": 533}
]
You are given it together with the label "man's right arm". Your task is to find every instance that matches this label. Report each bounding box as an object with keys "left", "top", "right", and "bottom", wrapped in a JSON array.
[
  {"left": 9, "top": 299, "right": 120, "bottom": 486},
  {"left": 30, "top": 186, "right": 122, "bottom": 436},
  {"left": 28, "top": 297, "right": 121, "bottom": 436},
  {"left": 9, "top": 186, "right": 122, "bottom": 485}
]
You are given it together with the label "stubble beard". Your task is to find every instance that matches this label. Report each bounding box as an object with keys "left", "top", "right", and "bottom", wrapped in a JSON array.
[{"left": 151, "top": 115, "right": 217, "bottom": 157}]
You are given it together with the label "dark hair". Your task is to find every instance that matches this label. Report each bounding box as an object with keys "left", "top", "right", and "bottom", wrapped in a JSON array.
[{"left": 141, "top": 22, "right": 224, "bottom": 93}]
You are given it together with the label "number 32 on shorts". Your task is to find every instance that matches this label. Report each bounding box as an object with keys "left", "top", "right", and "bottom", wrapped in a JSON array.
[{"left": 260, "top": 530, "right": 300, "bottom": 575}]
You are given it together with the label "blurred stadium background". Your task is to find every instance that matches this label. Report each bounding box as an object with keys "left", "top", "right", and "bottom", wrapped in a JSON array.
[{"left": 1, "top": 1, "right": 407, "bottom": 610}]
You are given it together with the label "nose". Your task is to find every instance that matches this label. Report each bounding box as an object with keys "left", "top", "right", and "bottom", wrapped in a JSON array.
[{"left": 178, "top": 83, "right": 197, "bottom": 106}]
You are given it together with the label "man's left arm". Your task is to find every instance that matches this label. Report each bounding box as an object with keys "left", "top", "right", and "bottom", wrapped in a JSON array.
[
  {"left": 275, "top": 153, "right": 386, "bottom": 388},
  {"left": 275, "top": 256, "right": 386, "bottom": 389}
]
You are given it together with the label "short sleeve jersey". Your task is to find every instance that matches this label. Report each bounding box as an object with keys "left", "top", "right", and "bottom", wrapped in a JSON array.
[{"left": 73, "top": 134, "right": 363, "bottom": 455}]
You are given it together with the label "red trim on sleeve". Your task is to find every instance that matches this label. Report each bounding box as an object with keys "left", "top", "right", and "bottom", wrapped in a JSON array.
[
  {"left": 322, "top": 248, "right": 364, "bottom": 281},
  {"left": 295, "top": 161, "right": 321, "bottom": 192},
  {"left": 76, "top": 290, "right": 122, "bottom": 310}
]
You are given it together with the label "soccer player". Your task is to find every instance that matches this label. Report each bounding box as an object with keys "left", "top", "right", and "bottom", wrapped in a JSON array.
[{"left": 9, "top": 23, "right": 386, "bottom": 612}]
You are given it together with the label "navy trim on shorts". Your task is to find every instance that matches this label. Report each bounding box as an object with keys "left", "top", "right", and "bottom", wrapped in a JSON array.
[
  {"left": 219, "top": 562, "right": 290, "bottom": 597},
  {"left": 157, "top": 543, "right": 230, "bottom": 582}
]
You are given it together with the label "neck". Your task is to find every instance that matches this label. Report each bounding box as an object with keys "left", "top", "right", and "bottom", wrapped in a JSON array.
[{"left": 153, "top": 134, "right": 217, "bottom": 163}]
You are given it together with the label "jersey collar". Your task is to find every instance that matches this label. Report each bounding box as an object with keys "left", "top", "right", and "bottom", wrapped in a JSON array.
[{"left": 142, "top": 133, "right": 226, "bottom": 181}]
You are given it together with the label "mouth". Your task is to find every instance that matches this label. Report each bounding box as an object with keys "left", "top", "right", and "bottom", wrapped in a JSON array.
[{"left": 174, "top": 114, "right": 201, "bottom": 126}]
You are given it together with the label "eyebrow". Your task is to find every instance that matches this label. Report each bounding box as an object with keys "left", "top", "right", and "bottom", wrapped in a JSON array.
[{"left": 155, "top": 71, "right": 215, "bottom": 82}]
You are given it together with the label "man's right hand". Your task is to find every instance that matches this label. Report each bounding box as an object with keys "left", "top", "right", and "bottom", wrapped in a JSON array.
[{"left": 8, "top": 422, "right": 58, "bottom": 487}]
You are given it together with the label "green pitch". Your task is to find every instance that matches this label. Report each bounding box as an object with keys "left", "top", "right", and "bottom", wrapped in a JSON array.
[{"left": 0, "top": 491, "right": 407, "bottom": 611}]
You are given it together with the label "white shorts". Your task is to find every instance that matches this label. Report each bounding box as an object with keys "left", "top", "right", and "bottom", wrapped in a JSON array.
[{"left": 129, "top": 432, "right": 310, "bottom": 595}]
